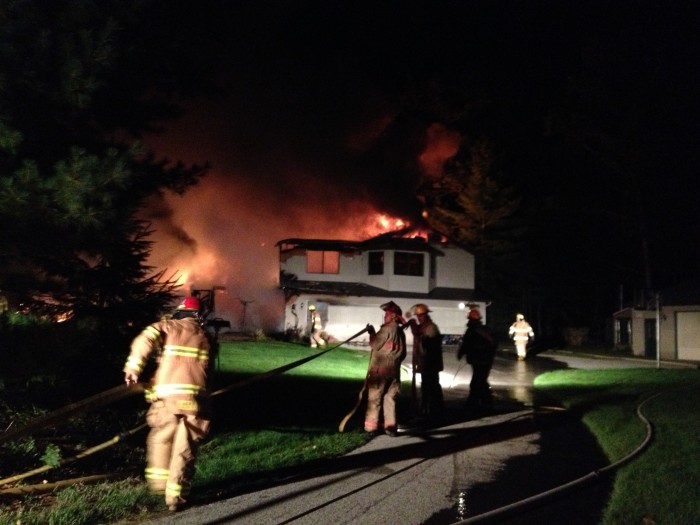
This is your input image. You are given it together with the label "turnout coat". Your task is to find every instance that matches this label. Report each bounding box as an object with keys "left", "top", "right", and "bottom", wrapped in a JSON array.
[
  {"left": 367, "top": 319, "right": 407, "bottom": 378},
  {"left": 125, "top": 317, "right": 211, "bottom": 413}
]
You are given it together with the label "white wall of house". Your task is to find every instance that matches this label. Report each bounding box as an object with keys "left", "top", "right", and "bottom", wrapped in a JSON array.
[
  {"left": 279, "top": 238, "right": 482, "bottom": 346},
  {"left": 284, "top": 293, "right": 487, "bottom": 345},
  {"left": 435, "top": 246, "right": 474, "bottom": 289},
  {"left": 358, "top": 251, "right": 433, "bottom": 294},
  {"left": 281, "top": 245, "right": 473, "bottom": 291}
]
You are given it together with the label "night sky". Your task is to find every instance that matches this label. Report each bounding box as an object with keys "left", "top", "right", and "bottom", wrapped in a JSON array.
[{"left": 136, "top": 1, "right": 699, "bottom": 331}]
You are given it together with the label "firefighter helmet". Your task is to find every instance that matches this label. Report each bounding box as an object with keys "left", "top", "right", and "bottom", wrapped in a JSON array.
[
  {"left": 412, "top": 303, "right": 431, "bottom": 315},
  {"left": 177, "top": 296, "right": 201, "bottom": 311},
  {"left": 380, "top": 301, "right": 402, "bottom": 316},
  {"left": 468, "top": 308, "right": 482, "bottom": 320}
]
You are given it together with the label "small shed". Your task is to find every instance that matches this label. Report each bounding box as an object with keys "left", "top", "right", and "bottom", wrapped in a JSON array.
[{"left": 613, "top": 280, "right": 700, "bottom": 362}]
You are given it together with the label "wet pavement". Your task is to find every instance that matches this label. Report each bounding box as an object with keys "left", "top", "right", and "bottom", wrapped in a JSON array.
[{"left": 139, "top": 349, "right": 691, "bottom": 525}]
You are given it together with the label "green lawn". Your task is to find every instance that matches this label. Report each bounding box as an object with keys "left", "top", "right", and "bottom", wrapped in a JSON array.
[{"left": 535, "top": 367, "right": 700, "bottom": 524}]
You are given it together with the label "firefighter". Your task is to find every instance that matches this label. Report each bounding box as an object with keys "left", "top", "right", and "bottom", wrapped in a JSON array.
[
  {"left": 407, "top": 303, "right": 444, "bottom": 421},
  {"left": 458, "top": 308, "right": 498, "bottom": 407},
  {"left": 363, "top": 301, "right": 407, "bottom": 437},
  {"left": 509, "top": 313, "right": 534, "bottom": 360},
  {"left": 123, "top": 296, "right": 212, "bottom": 512}
]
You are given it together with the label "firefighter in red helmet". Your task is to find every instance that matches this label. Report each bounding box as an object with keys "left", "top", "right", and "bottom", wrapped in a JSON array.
[
  {"left": 363, "top": 301, "right": 407, "bottom": 437},
  {"left": 178, "top": 296, "right": 201, "bottom": 312},
  {"left": 123, "top": 296, "right": 212, "bottom": 512}
]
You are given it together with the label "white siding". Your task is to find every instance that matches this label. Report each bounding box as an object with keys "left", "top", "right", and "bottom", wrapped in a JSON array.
[
  {"left": 325, "top": 305, "right": 387, "bottom": 343},
  {"left": 677, "top": 311, "right": 700, "bottom": 361},
  {"left": 279, "top": 240, "right": 480, "bottom": 345},
  {"left": 286, "top": 294, "right": 486, "bottom": 346},
  {"left": 435, "top": 246, "right": 474, "bottom": 289}
]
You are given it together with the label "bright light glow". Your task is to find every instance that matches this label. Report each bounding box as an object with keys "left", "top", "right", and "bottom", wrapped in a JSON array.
[
  {"left": 376, "top": 214, "right": 406, "bottom": 232},
  {"left": 458, "top": 302, "right": 466, "bottom": 309}
]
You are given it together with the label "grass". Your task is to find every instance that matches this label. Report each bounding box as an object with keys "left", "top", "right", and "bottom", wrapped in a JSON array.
[
  {"left": 535, "top": 367, "right": 700, "bottom": 524},
  {"left": 0, "top": 340, "right": 377, "bottom": 525},
  {"left": 2, "top": 342, "right": 699, "bottom": 524}
]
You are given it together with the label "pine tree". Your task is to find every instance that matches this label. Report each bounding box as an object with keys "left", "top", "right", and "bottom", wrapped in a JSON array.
[
  {"left": 0, "top": 0, "right": 207, "bottom": 327},
  {"left": 418, "top": 141, "right": 521, "bottom": 291}
]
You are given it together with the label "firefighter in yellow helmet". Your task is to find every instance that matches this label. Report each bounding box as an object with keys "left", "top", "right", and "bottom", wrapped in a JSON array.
[
  {"left": 406, "top": 303, "right": 444, "bottom": 422},
  {"left": 363, "top": 301, "right": 407, "bottom": 437},
  {"left": 123, "top": 296, "right": 212, "bottom": 512},
  {"left": 509, "top": 313, "right": 534, "bottom": 361}
]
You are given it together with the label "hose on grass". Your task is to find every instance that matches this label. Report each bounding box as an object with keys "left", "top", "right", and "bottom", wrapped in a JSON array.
[
  {"left": 450, "top": 388, "right": 669, "bottom": 525},
  {"left": 0, "top": 424, "right": 148, "bottom": 487},
  {"left": 0, "top": 473, "right": 133, "bottom": 498},
  {"left": 0, "top": 326, "right": 371, "bottom": 492},
  {"left": 0, "top": 383, "right": 146, "bottom": 446}
]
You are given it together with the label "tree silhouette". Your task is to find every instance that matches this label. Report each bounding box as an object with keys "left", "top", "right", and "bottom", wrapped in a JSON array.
[
  {"left": 0, "top": 1, "right": 208, "bottom": 327},
  {"left": 418, "top": 140, "right": 521, "bottom": 292}
]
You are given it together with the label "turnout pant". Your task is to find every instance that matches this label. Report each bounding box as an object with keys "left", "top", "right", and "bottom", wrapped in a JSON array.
[
  {"left": 420, "top": 369, "right": 444, "bottom": 417},
  {"left": 145, "top": 400, "right": 211, "bottom": 507},
  {"left": 364, "top": 375, "right": 401, "bottom": 431},
  {"left": 467, "top": 362, "right": 493, "bottom": 405}
]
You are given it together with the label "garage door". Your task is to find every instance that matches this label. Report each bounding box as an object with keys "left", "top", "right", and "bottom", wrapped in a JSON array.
[{"left": 677, "top": 311, "right": 700, "bottom": 361}]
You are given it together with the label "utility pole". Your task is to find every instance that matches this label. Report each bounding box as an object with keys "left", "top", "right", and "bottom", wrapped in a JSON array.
[{"left": 655, "top": 292, "right": 661, "bottom": 369}]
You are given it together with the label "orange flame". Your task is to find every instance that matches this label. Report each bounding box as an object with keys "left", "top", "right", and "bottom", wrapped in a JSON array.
[{"left": 374, "top": 214, "right": 406, "bottom": 234}]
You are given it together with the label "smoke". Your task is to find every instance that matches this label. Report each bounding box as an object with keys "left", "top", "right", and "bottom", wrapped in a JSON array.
[
  {"left": 418, "top": 123, "right": 462, "bottom": 179},
  {"left": 136, "top": 4, "right": 470, "bottom": 332},
  {"left": 132, "top": 1, "right": 699, "bottom": 330},
  {"left": 141, "top": 102, "right": 445, "bottom": 331}
]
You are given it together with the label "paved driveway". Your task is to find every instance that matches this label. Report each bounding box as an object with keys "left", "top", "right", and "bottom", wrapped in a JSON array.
[{"left": 139, "top": 349, "right": 689, "bottom": 525}]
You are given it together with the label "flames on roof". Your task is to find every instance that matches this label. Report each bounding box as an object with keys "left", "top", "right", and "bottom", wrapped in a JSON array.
[{"left": 277, "top": 227, "right": 448, "bottom": 255}]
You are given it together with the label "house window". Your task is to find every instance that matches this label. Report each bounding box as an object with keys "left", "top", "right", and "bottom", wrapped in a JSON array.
[
  {"left": 368, "top": 251, "right": 384, "bottom": 275},
  {"left": 394, "top": 252, "right": 424, "bottom": 276},
  {"left": 307, "top": 251, "right": 340, "bottom": 274}
]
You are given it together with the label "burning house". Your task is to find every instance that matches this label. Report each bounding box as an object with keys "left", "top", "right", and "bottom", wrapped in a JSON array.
[{"left": 277, "top": 229, "right": 489, "bottom": 345}]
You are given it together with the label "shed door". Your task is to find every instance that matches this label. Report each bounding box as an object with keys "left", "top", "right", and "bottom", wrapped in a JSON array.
[
  {"left": 677, "top": 311, "right": 700, "bottom": 361},
  {"left": 644, "top": 319, "right": 657, "bottom": 358}
]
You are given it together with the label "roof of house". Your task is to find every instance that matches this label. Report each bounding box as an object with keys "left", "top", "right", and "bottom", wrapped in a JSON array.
[
  {"left": 280, "top": 279, "right": 488, "bottom": 302},
  {"left": 359, "top": 236, "right": 444, "bottom": 255},
  {"left": 276, "top": 238, "right": 360, "bottom": 253},
  {"left": 276, "top": 228, "right": 450, "bottom": 256}
]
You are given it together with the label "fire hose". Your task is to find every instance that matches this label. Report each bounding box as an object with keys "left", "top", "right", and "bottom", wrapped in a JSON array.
[
  {"left": 0, "top": 383, "right": 146, "bottom": 446},
  {"left": 209, "top": 325, "right": 371, "bottom": 397},
  {"left": 337, "top": 373, "right": 370, "bottom": 433},
  {"left": 0, "top": 325, "right": 371, "bottom": 493},
  {"left": 0, "top": 423, "right": 148, "bottom": 488},
  {"left": 450, "top": 387, "right": 671, "bottom": 525},
  {"left": 338, "top": 321, "right": 414, "bottom": 433}
]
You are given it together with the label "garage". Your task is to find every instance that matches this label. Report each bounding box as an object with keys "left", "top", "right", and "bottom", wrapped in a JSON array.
[{"left": 677, "top": 311, "right": 700, "bottom": 361}]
